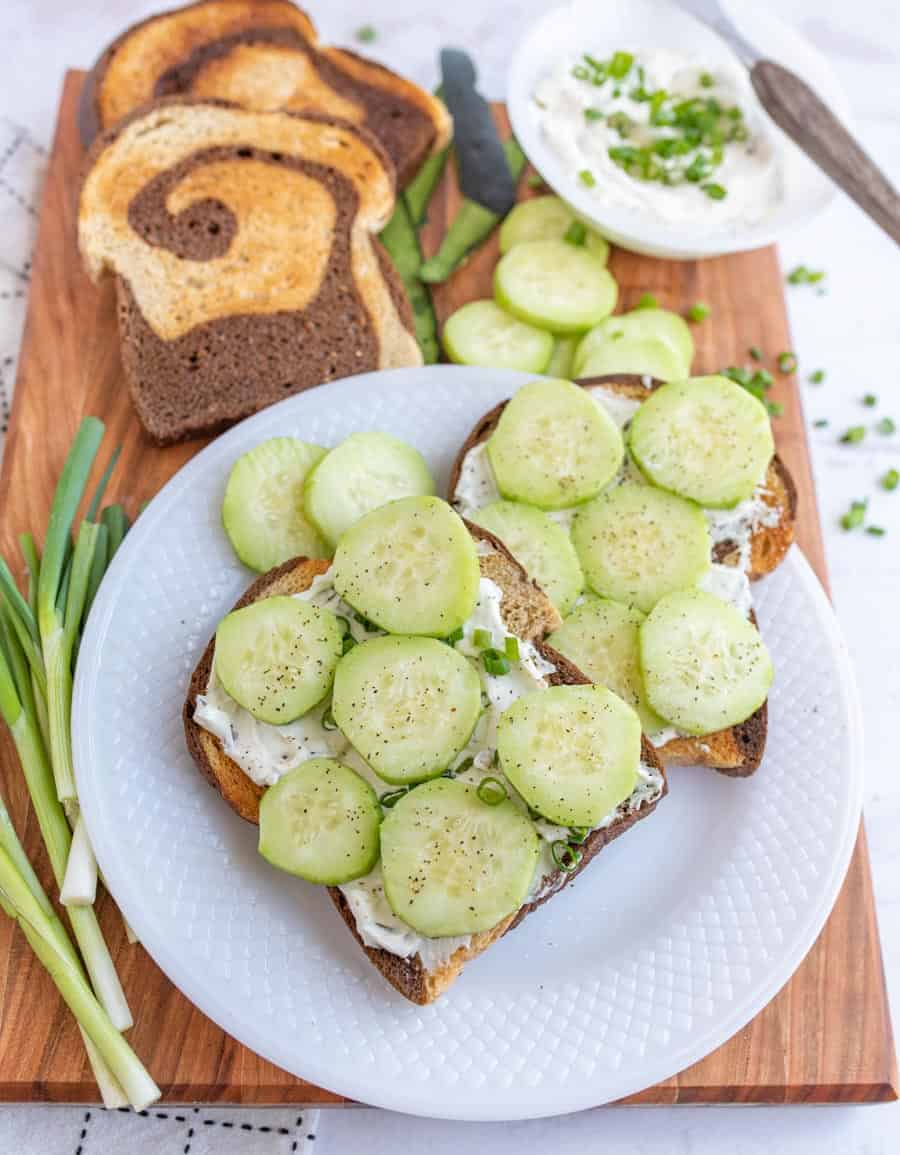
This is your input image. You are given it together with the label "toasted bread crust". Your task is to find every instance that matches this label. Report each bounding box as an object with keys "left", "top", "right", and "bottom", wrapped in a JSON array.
[
  {"left": 446, "top": 375, "right": 785, "bottom": 777},
  {"left": 183, "top": 526, "right": 666, "bottom": 1003}
]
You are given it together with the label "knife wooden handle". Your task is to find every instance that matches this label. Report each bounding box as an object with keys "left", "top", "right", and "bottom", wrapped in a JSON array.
[{"left": 750, "top": 60, "right": 900, "bottom": 245}]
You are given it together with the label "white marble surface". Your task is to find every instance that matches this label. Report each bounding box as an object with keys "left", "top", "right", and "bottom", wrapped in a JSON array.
[{"left": 1, "top": 1, "right": 900, "bottom": 1152}]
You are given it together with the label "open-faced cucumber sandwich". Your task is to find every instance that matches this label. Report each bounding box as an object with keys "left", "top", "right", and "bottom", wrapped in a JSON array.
[
  {"left": 449, "top": 374, "right": 796, "bottom": 776},
  {"left": 184, "top": 433, "right": 666, "bottom": 1004}
]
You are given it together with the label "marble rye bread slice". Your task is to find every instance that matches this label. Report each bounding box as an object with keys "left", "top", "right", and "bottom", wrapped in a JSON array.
[
  {"left": 183, "top": 524, "right": 667, "bottom": 1004},
  {"left": 79, "top": 0, "right": 452, "bottom": 187},
  {"left": 79, "top": 100, "right": 422, "bottom": 445}
]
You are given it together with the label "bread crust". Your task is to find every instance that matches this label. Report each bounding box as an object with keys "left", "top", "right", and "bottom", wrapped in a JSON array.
[
  {"left": 446, "top": 374, "right": 788, "bottom": 777},
  {"left": 183, "top": 526, "right": 666, "bottom": 1003}
]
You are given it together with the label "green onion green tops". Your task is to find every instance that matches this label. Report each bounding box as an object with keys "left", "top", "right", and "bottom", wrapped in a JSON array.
[
  {"left": 636, "top": 293, "right": 658, "bottom": 310},
  {"left": 687, "top": 302, "right": 710, "bottom": 323},
  {"left": 563, "top": 220, "right": 588, "bottom": 246},
  {"left": 877, "top": 417, "right": 896, "bottom": 436},
  {"left": 777, "top": 351, "right": 797, "bottom": 374},
  {"left": 748, "top": 345, "right": 762, "bottom": 361},
  {"left": 355, "top": 24, "right": 377, "bottom": 43},
  {"left": 578, "top": 169, "right": 596, "bottom": 188},
  {"left": 787, "top": 265, "right": 825, "bottom": 285},
  {"left": 866, "top": 525, "right": 887, "bottom": 537},
  {"left": 476, "top": 777, "right": 508, "bottom": 806},
  {"left": 882, "top": 469, "right": 899, "bottom": 492},
  {"left": 840, "top": 426, "right": 866, "bottom": 444},
  {"left": 809, "top": 369, "right": 826, "bottom": 384},
  {"left": 863, "top": 393, "right": 878, "bottom": 407},
  {"left": 840, "top": 499, "right": 867, "bottom": 530},
  {"left": 472, "top": 628, "right": 492, "bottom": 650}
]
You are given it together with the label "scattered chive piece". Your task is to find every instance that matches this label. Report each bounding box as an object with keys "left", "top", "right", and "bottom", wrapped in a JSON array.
[
  {"left": 748, "top": 345, "right": 762, "bottom": 361},
  {"left": 636, "top": 292, "right": 658, "bottom": 310},
  {"left": 355, "top": 24, "right": 377, "bottom": 43},
  {"left": 444, "top": 626, "right": 464, "bottom": 646},
  {"left": 482, "top": 649, "right": 511, "bottom": 677},
  {"left": 527, "top": 173, "right": 544, "bottom": 189},
  {"left": 551, "top": 841, "right": 583, "bottom": 873},
  {"left": 476, "top": 777, "right": 508, "bottom": 806},
  {"left": 379, "top": 788, "right": 408, "bottom": 809},
  {"left": 841, "top": 425, "right": 866, "bottom": 444},
  {"left": 568, "top": 826, "right": 589, "bottom": 844},
  {"left": 721, "top": 365, "right": 780, "bottom": 415},
  {"left": 583, "top": 107, "right": 604, "bottom": 122},
  {"left": 813, "top": 419, "right": 829, "bottom": 429},
  {"left": 702, "top": 182, "right": 727, "bottom": 200},
  {"left": 608, "top": 50, "right": 634, "bottom": 78},
  {"left": 809, "top": 369, "right": 826, "bottom": 384},
  {"left": 787, "top": 265, "right": 825, "bottom": 285},
  {"left": 863, "top": 393, "right": 878, "bottom": 407},
  {"left": 866, "top": 525, "right": 887, "bottom": 537},
  {"left": 699, "top": 71, "right": 715, "bottom": 87},
  {"left": 686, "top": 302, "right": 710, "bottom": 323},
  {"left": 840, "top": 499, "right": 867, "bottom": 530},
  {"left": 578, "top": 169, "right": 596, "bottom": 188},
  {"left": 877, "top": 417, "right": 896, "bottom": 435},
  {"left": 504, "top": 636, "right": 520, "bottom": 662},
  {"left": 563, "top": 220, "right": 588, "bottom": 246},
  {"left": 472, "top": 628, "right": 492, "bottom": 649},
  {"left": 777, "top": 351, "right": 797, "bottom": 374},
  {"left": 882, "top": 469, "right": 899, "bottom": 491}
]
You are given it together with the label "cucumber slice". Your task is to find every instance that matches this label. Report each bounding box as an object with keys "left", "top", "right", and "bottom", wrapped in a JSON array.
[
  {"left": 332, "top": 496, "right": 480, "bottom": 635},
  {"left": 331, "top": 636, "right": 482, "bottom": 784},
  {"left": 497, "top": 684, "right": 640, "bottom": 827},
  {"left": 214, "top": 596, "right": 343, "bottom": 724},
  {"left": 258, "top": 757, "right": 380, "bottom": 885},
  {"left": 575, "top": 336, "right": 685, "bottom": 383},
  {"left": 494, "top": 240, "right": 618, "bottom": 334},
  {"left": 470, "top": 500, "right": 584, "bottom": 616},
  {"left": 303, "top": 432, "right": 434, "bottom": 548},
  {"left": 442, "top": 300, "right": 554, "bottom": 372},
  {"left": 488, "top": 378, "right": 624, "bottom": 510},
  {"left": 548, "top": 596, "right": 667, "bottom": 735},
  {"left": 640, "top": 589, "right": 773, "bottom": 735},
  {"left": 380, "top": 777, "right": 539, "bottom": 937},
  {"left": 498, "top": 196, "right": 609, "bottom": 263},
  {"left": 574, "top": 309, "right": 693, "bottom": 377},
  {"left": 571, "top": 483, "right": 711, "bottom": 613},
  {"left": 628, "top": 375, "right": 776, "bottom": 508},
  {"left": 546, "top": 336, "right": 577, "bottom": 378},
  {"left": 222, "top": 438, "right": 329, "bottom": 571}
]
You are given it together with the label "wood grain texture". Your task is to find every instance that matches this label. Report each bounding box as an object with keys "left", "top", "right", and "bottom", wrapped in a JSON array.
[{"left": 0, "top": 73, "right": 894, "bottom": 1105}]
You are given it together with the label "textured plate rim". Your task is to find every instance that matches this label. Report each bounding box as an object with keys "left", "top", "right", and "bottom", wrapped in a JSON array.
[{"left": 73, "top": 367, "right": 864, "bottom": 1120}]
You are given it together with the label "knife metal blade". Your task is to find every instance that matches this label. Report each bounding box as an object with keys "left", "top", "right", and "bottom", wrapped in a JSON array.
[{"left": 440, "top": 48, "right": 517, "bottom": 216}]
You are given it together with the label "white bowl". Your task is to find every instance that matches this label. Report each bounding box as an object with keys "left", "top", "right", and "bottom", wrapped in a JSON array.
[{"left": 507, "top": 0, "right": 850, "bottom": 259}]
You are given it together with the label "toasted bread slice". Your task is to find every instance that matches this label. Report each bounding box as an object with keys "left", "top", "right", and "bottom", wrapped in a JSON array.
[
  {"left": 183, "top": 524, "right": 666, "bottom": 1003},
  {"left": 447, "top": 375, "right": 791, "bottom": 777},
  {"left": 79, "top": 100, "right": 422, "bottom": 444},
  {"left": 79, "top": 0, "right": 451, "bottom": 187}
]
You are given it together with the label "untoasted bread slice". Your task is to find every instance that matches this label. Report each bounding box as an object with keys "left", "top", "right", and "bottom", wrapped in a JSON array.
[
  {"left": 447, "top": 375, "right": 790, "bottom": 777},
  {"left": 79, "top": 100, "right": 422, "bottom": 444},
  {"left": 183, "top": 524, "right": 666, "bottom": 1003},
  {"left": 80, "top": 0, "right": 451, "bottom": 187}
]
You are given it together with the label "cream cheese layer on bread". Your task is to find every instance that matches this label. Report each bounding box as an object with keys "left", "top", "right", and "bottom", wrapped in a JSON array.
[
  {"left": 192, "top": 549, "right": 665, "bottom": 973},
  {"left": 453, "top": 383, "right": 780, "bottom": 570}
]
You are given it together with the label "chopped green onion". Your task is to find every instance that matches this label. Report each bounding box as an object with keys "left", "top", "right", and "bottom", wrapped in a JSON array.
[
  {"left": 476, "top": 777, "right": 508, "bottom": 806},
  {"left": 568, "top": 826, "right": 589, "bottom": 844},
  {"left": 444, "top": 626, "right": 464, "bottom": 646},
  {"left": 699, "top": 71, "right": 715, "bottom": 88},
  {"left": 748, "top": 345, "right": 762, "bottom": 361},
  {"left": 777, "top": 351, "right": 797, "bottom": 374},
  {"left": 877, "top": 417, "right": 896, "bottom": 436},
  {"left": 563, "top": 220, "right": 587, "bottom": 246},
  {"left": 321, "top": 706, "right": 338, "bottom": 732},
  {"left": 702, "top": 182, "right": 727, "bottom": 200},
  {"left": 379, "top": 788, "right": 408, "bottom": 809},
  {"left": 636, "top": 293, "right": 658, "bottom": 310},
  {"left": 608, "top": 51, "right": 634, "bottom": 79},
  {"left": 881, "top": 469, "right": 899, "bottom": 492},
  {"left": 578, "top": 169, "right": 596, "bottom": 188},
  {"left": 840, "top": 499, "right": 867, "bottom": 530},
  {"left": 866, "top": 525, "right": 886, "bottom": 537},
  {"left": 355, "top": 24, "right": 377, "bottom": 42},
  {"left": 813, "top": 419, "right": 829, "bottom": 429},
  {"left": 504, "top": 636, "right": 520, "bottom": 662},
  {"left": 482, "top": 649, "right": 511, "bottom": 677},
  {"left": 686, "top": 302, "right": 710, "bottom": 323},
  {"left": 473, "top": 628, "right": 492, "bottom": 649},
  {"left": 583, "top": 107, "right": 604, "bottom": 122},
  {"left": 809, "top": 369, "right": 826, "bottom": 384},
  {"left": 841, "top": 426, "right": 866, "bottom": 444},
  {"left": 863, "top": 393, "right": 878, "bottom": 407},
  {"left": 787, "top": 265, "right": 825, "bottom": 285},
  {"left": 551, "top": 841, "right": 583, "bottom": 873}
]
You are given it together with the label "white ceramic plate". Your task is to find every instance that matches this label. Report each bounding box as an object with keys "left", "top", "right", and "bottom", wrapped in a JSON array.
[
  {"left": 507, "top": 0, "right": 851, "bottom": 258},
  {"left": 74, "top": 366, "right": 863, "bottom": 1120}
]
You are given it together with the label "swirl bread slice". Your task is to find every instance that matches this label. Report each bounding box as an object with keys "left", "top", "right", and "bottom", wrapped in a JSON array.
[
  {"left": 79, "top": 101, "right": 422, "bottom": 444},
  {"left": 79, "top": 0, "right": 452, "bottom": 188},
  {"left": 448, "top": 375, "right": 798, "bottom": 777},
  {"left": 183, "top": 524, "right": 667, "bottom": 1004}
]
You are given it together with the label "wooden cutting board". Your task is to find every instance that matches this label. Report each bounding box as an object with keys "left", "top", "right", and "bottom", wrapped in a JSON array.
[{"left": 0, "top": 71, "right": 895, "bottom": 1106}]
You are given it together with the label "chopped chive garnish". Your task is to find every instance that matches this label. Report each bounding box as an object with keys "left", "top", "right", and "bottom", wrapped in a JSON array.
[
  {"left": 444, "top": 626, "right": 464, "bottom": 646},
  {"left": 882, "top": 469, "right": 899, "bottom": 491},
  {"left": 379, "top": 788, "right": 408, "bottom": 809},
  {"left": 813, "top": 419, "right": 829, "bottom": 428},
  {"left": 563, "top": 220, "right": 588, "bottom": 246},
  {"left": 840, "top": 425, "right": 866, "bottom": 444},
  {"left": 355, "top": 24, "right": 377, "bottom": 42},
  {"left": 551, "top": 841, "right": 583, "bottom": 873},
  {"left": 636, "top": 292, "right": 658, "bottom": 310},
  {"left": 321, "top": 707, "right": 338, "bottom": 731},
  {"left": 787, "top": 265, "right": 825, "bottom": 285},
  {"left": 527, "top": 173, "right": 544, "bottom": 189},
  {"left": 583, "top": 107, "right": 604, "bottom": 122},
  {"left": 840, "top": 499, "right": 867, "bottom": 530},
  {"left": 866, "top": 525, "right": 886, "bottom": 537},
  {"left": 877, "top": 417, "right": 896, "bottom": 435},
  {"left": 748, "top": 345, "right": 762, "bottom": 361},
  {"left": 482, "top": 649, "right": 511, "bottom": 676},
  {"left": 578, "top": 169, "right": 596, "bottom": 188},
  {"left": 504, "top": 636, "right": 520, "bottom": 662},
  {"left": 777, "top": 351, "right": 797, "bottom": 374},
  {"left": 472, "top": 628, "right": 492, "bottom": 649},
  {"left": 699, "top": 71, "right": 715, "bottom": 87},
  {"left": 686, "top": 302, "right": 710, "bottom": 323},
  {"left": 568, "top": 826, "right": 589, "bottom": 844},
  {"left": 702, "top": 182, "right": 727, "bottom": 200},
  {"left": 608, "top": 51, "right": 634, "bottom": 78},
  {"left": 809, "top": 369, "right": 826, "bottom": 384},
  {"left": 476, "top": 777, "right": 508, "bottom": 806},
  {"left": 863, "top": 393, "right": 878, "bottom": 407}
]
